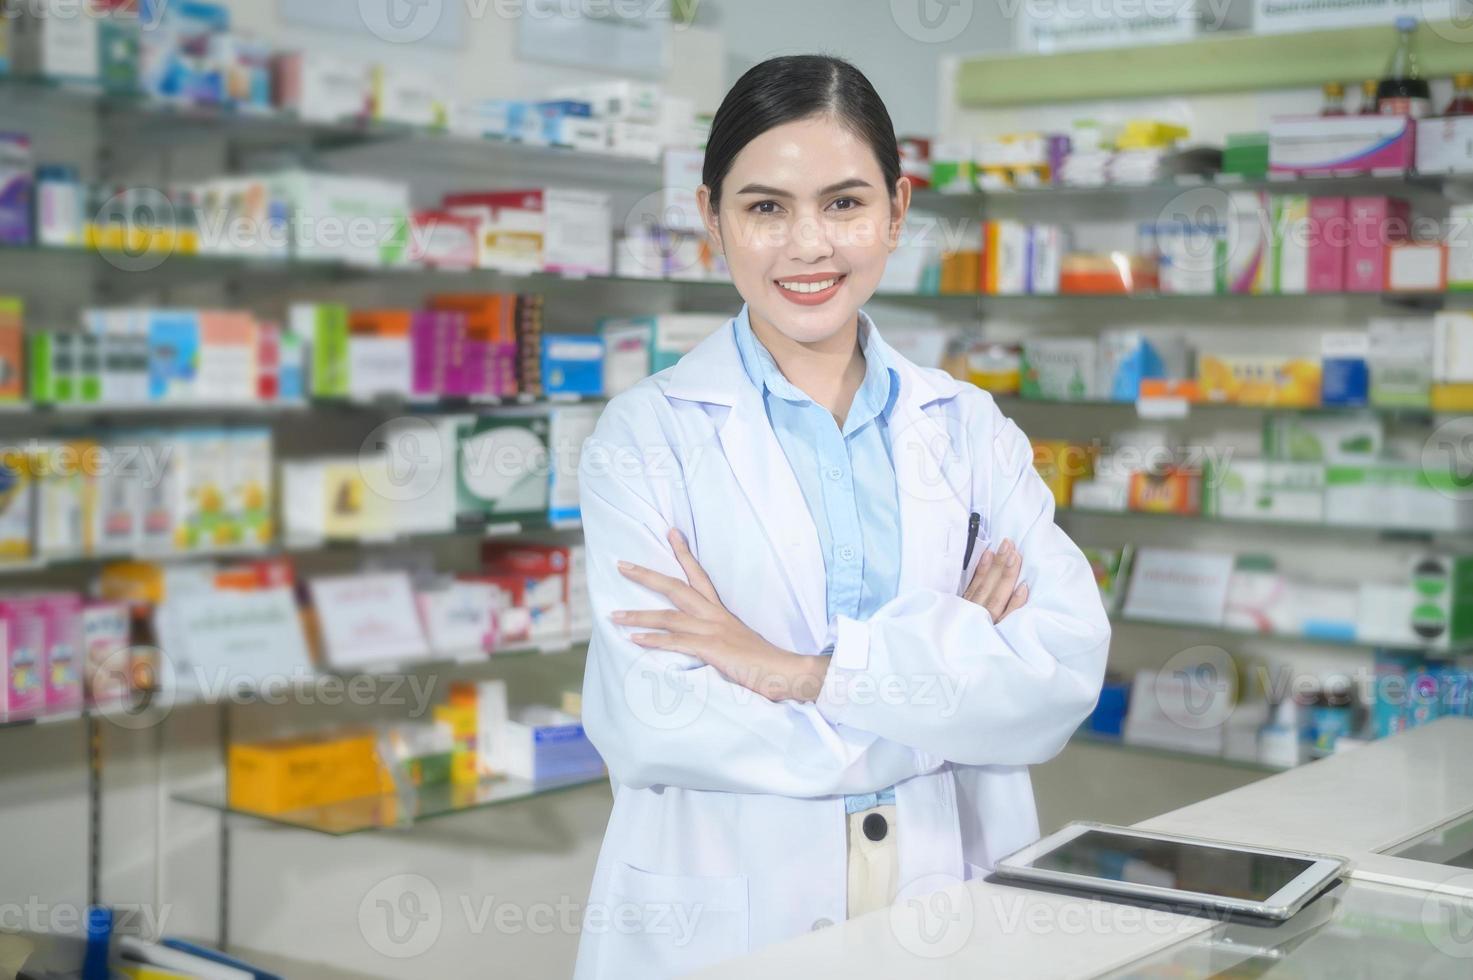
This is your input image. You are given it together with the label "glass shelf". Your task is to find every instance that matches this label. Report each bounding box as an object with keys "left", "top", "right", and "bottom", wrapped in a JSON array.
[
  {"left": 1069, "top": 728, "right": 1289, "bottom": 774},
  {"left": 991, "top": 394, "right": 1441, "bottom": 422},
  {"left": 1059, "top": 506, "right": 1465, "bottom": 541},
  {"left": 173, "top": 771, "right": 608, "bottom": 836},
  {"left": 915, "top": 170, "right": 1452, "bottom": 207},
  {"left": 1110, "top": 611, "right": 1469, "bottom": 656}
]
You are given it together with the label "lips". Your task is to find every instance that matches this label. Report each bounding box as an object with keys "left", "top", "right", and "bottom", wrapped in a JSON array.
[{"left": 775, "top": 273, "right": 846, "bottom": 306}]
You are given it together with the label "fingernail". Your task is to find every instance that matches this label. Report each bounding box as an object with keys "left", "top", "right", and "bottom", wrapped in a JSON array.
[
  {"left": 669, "top": 528, "right": 683, "bottom": 542},
  {"left": 1016, "top": 584, "right": 1027, "bottom": 596},
  {"left": 1008, "top": 551, "right": 1019, "bottom": 567},
  {"left": 617, "top": 561, "right": 633, "bottom": 571},
  {"left": 611, "top": 611, "right": 628, "bottom": 622}
]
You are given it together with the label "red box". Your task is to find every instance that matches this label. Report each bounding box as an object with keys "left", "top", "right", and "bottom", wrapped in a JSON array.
[{"left": 1307, "top": 197, "right": 1348, "bottom": 293}]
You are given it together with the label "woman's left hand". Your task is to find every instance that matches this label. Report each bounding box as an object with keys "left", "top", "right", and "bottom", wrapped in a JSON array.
[{"left": 612, "top": 528, "right": 830, "bottom": 703}]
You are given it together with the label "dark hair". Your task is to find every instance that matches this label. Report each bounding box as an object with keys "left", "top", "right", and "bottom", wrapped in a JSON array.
[{"left": 702, "top": 55, "right": 902, "bottom": 212}]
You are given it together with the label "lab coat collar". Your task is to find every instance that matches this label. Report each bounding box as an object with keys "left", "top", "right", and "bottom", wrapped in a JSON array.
[{"left": 666, "top": 304, "right": 959, "bottom": 419}]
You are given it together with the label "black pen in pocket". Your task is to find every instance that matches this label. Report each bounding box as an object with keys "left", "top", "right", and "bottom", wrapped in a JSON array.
[{"left": 962, "top": 512, "right": 981, "bottom": 569}]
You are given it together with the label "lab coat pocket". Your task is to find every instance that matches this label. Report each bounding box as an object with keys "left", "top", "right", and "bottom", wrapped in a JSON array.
[{"left": 602, "top": 862, "right": 749, "bottom": 979}]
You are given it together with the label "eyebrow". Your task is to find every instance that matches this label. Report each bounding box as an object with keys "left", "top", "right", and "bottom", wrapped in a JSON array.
[{"left": 733, "top": 178, "right": 875, "bottom": 198}]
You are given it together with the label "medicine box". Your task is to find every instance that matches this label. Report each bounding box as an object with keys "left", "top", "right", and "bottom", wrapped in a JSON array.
[
  {"left": 272, "top": 51, "right": 371, "bottom": 124},
  {"left": 1307, "top": 197, "right": 1346, "bottom": 292},
  {"left": 455, "top": 415, "right": 551, "bottom": 524},
  {"left": 1202, "top": 459, "right": 1325, "bottom": 523},
  {"left": 1368, "top": 318, "right": 1433, "bottom": 408},
  {"left": 481, "top": 543, "right": 572, "bottom": 643},
  {"left": 40, "top": 592, "right": 81, "bottom": 711},
  {"left": 1263, "top": 412, "right": 1382, "bottom": 464},
  {"left": 599, "top": 317, "right": 654, "bottom": 395},
  {"left": 1021, "top": 337, "right": 1097, "bottom": 401},
  {"left": 0, "top": 132, "right": 31, "bottom": 246},
  {"left": 1271, "top": 195, "right": 1309, "bottom": 294},
  {"left": 1269, "top": 115, "right": 1415, "bottom": 175},
  {"left": 1326, "top": 465, "right": 1473, "bottom": 532},
  {"left": 1320, "top": 332, "right": 1370, "bottom": 406},
  {"left": 541, "top": 335, "right": 603, "bottom": 397},
  {"left": 499, "top": 706, "right": 604, "bottom": 782},
  {"left": 1386, "top": 242, "right": 1446, "bottom": 292},
  {"left": 0, "top": 597, "right": 48, "bottom": 717},
  {"left": 1416, "top": 115, "right": 1473, "bottom": 175},
  {"left": 228, "top": 731, "right": 385, "bottom": 815},
  {"left": 1448, "top": 204, "right": 1473, "bottom": 290},
  {"left": 1346, "top": 197, "right": 1409, "bottom": 292}
]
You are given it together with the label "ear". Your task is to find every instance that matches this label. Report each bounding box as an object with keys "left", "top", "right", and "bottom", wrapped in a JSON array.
[
  {"left": 886, "top": 176, "right": 913, "bottom": 252},
  {"left": 696, "top": 184, "right": 723, "bottom": 254}
]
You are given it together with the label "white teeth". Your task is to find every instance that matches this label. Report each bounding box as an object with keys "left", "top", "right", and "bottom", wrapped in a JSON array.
[{"left": 777, "top": 277, "right": 839, "bottom": 294}]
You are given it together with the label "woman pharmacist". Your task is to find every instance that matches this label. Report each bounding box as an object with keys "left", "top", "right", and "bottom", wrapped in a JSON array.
[{"left": 572, "top": 55, "right": 1109, "bottom": 979}]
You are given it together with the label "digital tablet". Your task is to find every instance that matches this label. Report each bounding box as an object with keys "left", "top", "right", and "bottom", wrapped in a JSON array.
[{"left": 991, "top": 822, "right": 1347, "bottom": 923}]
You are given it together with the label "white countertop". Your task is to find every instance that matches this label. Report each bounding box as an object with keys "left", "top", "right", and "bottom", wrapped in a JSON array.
[{"left": 696, "top": 717, "right": 1473, "bottom": 980}]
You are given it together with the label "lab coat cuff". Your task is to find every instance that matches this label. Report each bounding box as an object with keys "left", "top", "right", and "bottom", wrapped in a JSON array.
[{"left": 831, "top": 615, "right": 870, "bottom": 672}]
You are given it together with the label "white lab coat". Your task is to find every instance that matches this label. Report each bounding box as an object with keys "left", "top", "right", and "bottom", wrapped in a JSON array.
[{"left": 572, "top": 311, "right": 1110, "bottom": 980}]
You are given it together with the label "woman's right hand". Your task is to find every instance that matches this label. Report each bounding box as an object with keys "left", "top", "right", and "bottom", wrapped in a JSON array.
[{"left": 963, "top": 538, "right": 1028, "bottom": 623}]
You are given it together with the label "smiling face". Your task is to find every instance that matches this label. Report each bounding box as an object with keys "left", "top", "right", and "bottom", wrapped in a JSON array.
[{"left": 698, "top": 115, "right": 911, "bottom": 348}]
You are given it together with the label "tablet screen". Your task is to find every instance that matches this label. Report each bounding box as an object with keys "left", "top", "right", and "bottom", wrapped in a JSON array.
[{"left": 1031, "top": 830, "right": 1315, "bottom": 902}]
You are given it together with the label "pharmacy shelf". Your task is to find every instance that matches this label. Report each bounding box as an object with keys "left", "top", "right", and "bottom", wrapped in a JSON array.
[
  {"left": 955, "top": 21, "right": 1473, "bottom": 107},
  {"left": 0, "top": 393, "right": 607, "bottom": 423},
  {"left": 1068, "top": 728, "right": 1290, "bottom": 775},
  {"left": 993, "top": 394, "right": 1442, "bottom": 422},
  {"left": 0, "top": 517, "right": 584, "bottom": 578},
  {"left": 172, "top": 770, "right": 608, "bottom": 836},
  {"left": 1058, "top": 506, "right": 1467, "bottom": 542},
  {"left": 1109, "top": 611, "right": 1469, "bottom": 657},
  {"left": 914, "top": 171, "right": 1452, "bottom": 209},
  {"left": 0, "top": 706, "right": 87, "bottom": 732},
  {"left": 0, "top": 73, "right": 666, "bottom": 189}
]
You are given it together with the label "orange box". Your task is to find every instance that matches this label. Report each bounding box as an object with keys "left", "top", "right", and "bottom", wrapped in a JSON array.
[
  {"left": 348, "top": 309, "right": 413, "bottom": 337},
  {"left": 228, "top": 730, "right": 383, "bottom": 815},
  {"left": 1138, "top": 378, "right": 1201, "bottom": 403},
  {"left": 1060, "top": 253, "right": 1159, "bottom": 294},
  {"left": 1128, "top": 468, "right": 1202, "bottom": 514},
  {"left": 429, "top": 293, "right": 515, "bottom": 344},
  {"left": 434, "top": 704, "right": 478, "bottom": 786}
]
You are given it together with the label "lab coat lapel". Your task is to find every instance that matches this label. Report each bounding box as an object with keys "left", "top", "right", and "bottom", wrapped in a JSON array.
[
  {"left": 667, "top": 322, "right": 828, "bottom": 648},
  {"left": 714, "top": 392, "right": 829, "bottom": 644},
  {"left": 888, "top": 359, "right": 973, "bottom": 596}
]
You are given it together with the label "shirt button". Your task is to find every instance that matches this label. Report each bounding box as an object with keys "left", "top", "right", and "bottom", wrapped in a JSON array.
[
  {"left": 826, "top": 467, "right": 843, "bottom": 481},
  {"left": 863, "top": 813, "right": 889, "bottom": 842},
  {"left": 811, "top": 918, "right": 834, "bottom": 931},
  {"left": 838, "top": 546, "right": 855, "bottom": 561}
]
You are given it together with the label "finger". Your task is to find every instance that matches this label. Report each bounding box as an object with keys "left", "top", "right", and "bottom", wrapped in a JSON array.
[
  {"left": 999, "top": 583, "right": 1028, "bottom": 620},
  {"left": 610, "top": 609, "right": 703, "bottom": 632},
  {"left": 985, "top": 546, "right": 1023, "bottom": 620},
  {"left": 630, "top": 631, "right": 708, "bottom": 660},
  {"left": 617, "top": 561, "right": 707, "bottom": 614},
  {"left": 964, "top": 548, "right": 1003, "bottom": 604},
  {"left": 667, "top": 528, "right": 720, "bottom": 605}
]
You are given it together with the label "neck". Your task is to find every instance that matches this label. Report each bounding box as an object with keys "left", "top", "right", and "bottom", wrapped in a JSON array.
[{"left": 749, "top": 309, "right": 868, "bottom": 424}]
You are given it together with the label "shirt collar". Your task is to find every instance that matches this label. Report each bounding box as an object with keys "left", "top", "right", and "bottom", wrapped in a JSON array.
[{"left": 732, "top": 304, "right": 899, "bottom": 431}]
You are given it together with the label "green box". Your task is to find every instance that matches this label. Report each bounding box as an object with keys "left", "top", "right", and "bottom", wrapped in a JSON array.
[
  {"left": 1223, "top": 133, "right": 1269, "bottom": 178},
  {"left": 292, "top": 304, "right": 350, "bottom": 399},
  {"left": 455, "top": 415, "right": 550, "bottom": 524}
]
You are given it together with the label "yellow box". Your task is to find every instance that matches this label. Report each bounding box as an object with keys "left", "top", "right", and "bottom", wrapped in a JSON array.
[
  {"left": 434, "top": 704, "right": 479, "bottom": 786},
  {"left": 1197, "top": 355, "right": 1321, "bottom": 407},
  {"left": 228, "top": 731, "right": 383, "bottom": 815},
  {"left": 1431, "top": 383, "right": 1473, "bottom": 412},
  {"left": 1032, "top": 441, "right": 1094, "bottom": 509}
]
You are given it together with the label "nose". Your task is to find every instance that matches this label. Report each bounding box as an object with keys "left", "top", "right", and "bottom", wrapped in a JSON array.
[{"left": 785, "top": 209, "right": 835, "bottom": 264}]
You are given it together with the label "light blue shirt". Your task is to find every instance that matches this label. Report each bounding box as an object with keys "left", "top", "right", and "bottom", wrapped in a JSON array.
[{"left": 732, "top": 305, "right": 901, "bottom": 815}]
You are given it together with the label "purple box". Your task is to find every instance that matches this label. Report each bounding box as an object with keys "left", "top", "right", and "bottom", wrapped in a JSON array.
[
  {"left": 0, "top": 133, "right": 33, "bottom": 246},
  {"left": 411, "top": 311, "right": 455, "bottom": 397},
  {"left": 1, "top": 596, "right": 49, "bottom": 717},
  {"left": 40, "top": 593, "right": 83, "bottom": 712}
]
